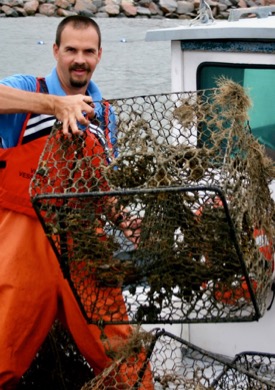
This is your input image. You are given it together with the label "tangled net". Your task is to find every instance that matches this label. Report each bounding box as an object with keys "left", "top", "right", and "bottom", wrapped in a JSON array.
[
  {"left": 81, "top": 327, "right": 275, "bottom": 389},
  {"left": 30, "top": 78, "right": 275, "bottom": 325},
  {"left": 19, "top": 321, "right": 94, "bottom": 389}
]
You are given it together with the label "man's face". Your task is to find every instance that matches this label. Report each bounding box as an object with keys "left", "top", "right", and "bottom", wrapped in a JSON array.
[{"left": 53, "top": 24, "right": 102, "bottom": 94}]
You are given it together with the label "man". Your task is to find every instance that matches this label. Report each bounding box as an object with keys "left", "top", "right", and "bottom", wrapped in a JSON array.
[{"left": 0, "top": 16, "right": 153, "bottom": 389}]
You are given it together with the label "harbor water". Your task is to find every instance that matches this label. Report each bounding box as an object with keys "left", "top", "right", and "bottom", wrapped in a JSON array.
[{"left": 0, "top": 17, "right": 185, "bottom": 99}]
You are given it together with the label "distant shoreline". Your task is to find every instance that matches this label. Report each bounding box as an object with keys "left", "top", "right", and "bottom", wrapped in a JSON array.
[{"left": 0, "top": 0, "right": 260, "bottom": 21}]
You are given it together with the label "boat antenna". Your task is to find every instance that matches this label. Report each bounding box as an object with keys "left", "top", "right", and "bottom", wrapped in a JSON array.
[{"left": 190, "top": 0, "right": 215, "bottom": 25}]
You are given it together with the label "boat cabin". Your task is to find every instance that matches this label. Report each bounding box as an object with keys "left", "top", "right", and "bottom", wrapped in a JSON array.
[{"left": 146, "top": 7, "right": 275, "bottom": 161}]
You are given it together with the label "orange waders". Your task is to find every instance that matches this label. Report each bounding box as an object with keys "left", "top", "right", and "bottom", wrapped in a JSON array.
[
  {"left": 0, "top": 79, "right": 153, "bottom": 388},
  {"left": 0, "top": 208, "right": 153, "bottom": 389}
]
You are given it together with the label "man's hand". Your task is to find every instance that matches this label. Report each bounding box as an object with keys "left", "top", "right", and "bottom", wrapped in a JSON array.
[
  {"left": 115, "top": 214, "right": 142, "bottom": 248},
  {"left": 53, "top": 94, "right": 95, "bottom": 135},
  {"left": 106, "top": 198, "right": 142, "bottom": 248}
]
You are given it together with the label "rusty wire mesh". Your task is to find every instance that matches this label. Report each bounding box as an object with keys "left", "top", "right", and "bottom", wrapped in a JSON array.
[
  {"left": 212, "top": 350, "right": 275, "bottom": 389},
  {"left": 81, "top": 328, "right": 275, "bottom": 389},
  {"left": 30, "top": 79, "right": 275, "bottom": 325},
  {"left": 19, "top": 320, "right": 94, "bottom": 389}
]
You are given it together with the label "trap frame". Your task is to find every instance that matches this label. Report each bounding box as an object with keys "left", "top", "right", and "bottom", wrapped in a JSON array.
[
  {"left": 212, "top": 350, "right": 275, "bottom": 389},
  {"left": 81, "top": 328, "right": 275, "bottom": 389},
  {"left": 30, "top": 79, "right": 275, "bottom": 325}
]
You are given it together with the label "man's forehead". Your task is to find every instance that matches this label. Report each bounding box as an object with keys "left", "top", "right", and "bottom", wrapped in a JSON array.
[{"left": 60, "top": 24, "right": 99, "bottom": 44}]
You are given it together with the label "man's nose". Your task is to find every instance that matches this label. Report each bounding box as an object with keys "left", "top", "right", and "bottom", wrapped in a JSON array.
[{"left": 74, "top": 52, "right": 85, "bottom": 64}]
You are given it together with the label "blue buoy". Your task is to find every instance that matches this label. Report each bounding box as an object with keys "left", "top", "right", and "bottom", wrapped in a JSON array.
[
  {"left": 120, "top": 38, "right": 127, "bottom": 43},
  {"left": 37, "top": 40, "right": 45, "bottom": 45}
]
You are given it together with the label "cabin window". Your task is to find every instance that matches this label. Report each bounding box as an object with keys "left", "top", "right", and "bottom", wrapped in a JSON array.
[{"left": 197, "top": 63, "right": 275, "bottom": 160}]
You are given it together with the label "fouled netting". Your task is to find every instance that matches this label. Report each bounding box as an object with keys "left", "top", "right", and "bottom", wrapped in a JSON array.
[
  {"left": 212, "top": 351, "right": 275, "bottom": 389},
  {"left": 19, "top": 321, "right": 94, "bottom": 389},
  {"left": 30, "top": 78, "right": 275, "bottom": 325},
  {"left": 81, "top": 328, "right": 275, "bottom": 389}
]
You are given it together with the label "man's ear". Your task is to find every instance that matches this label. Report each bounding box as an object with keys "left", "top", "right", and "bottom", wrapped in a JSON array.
[
  {"left": 97, "top": 47, "right": 103, "bottom": 64},
  {"left": 53, "top": 43, "right": 59, "bottom": 60}
]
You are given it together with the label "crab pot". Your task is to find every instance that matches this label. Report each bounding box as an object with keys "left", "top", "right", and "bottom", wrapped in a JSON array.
[
  {"left": 80, "top": 328, "right": 275, "bottom": 389},
  {"left": 212, "top": 351, "right": 275, "bottom": 389},
  {"left": 148, "top": 331, "right": 275, "bottom": 390},
  {"left": 30, "top": 83, "right": 275, "bottom": 325}
]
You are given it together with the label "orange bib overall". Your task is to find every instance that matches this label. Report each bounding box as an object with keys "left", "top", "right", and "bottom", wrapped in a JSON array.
[{"left": 0, "top": 80, "right": 153, "bottom": 389}]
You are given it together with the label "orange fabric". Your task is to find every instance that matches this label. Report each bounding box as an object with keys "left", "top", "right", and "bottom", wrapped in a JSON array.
[
  {"left": 32, "top": 128, "right": 111, "bottom": 201},
  {"left": 0, "top": 208, "right": 153, "bottom": 389},
  {"left": 0, "top": 137, "right": 46, "bottom": 218},
  {"left": 253, "top": 228, "right": 274, "bottom": 264},
  {"left": 0, "top": 124, "right": 111, "bottom": 218},
  {"left": 0, "top": 79, "right": 112, "bottom": 219},
  {"left": 197, "top": 198, "right": 274, "bottom": 305},
  {"left": 0, "top": 82, "right": 153, "bottom": 388},
  {"left": 214, "top": 277, "right": 258, "bottom": 305},
  {"left": 0, "top": 80, "right": 44, "bottom": 218}
]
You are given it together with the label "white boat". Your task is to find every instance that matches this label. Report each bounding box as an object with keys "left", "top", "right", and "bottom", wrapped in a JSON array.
[{"left": 145, "top": 5, "right": 275, "bottom": 360}]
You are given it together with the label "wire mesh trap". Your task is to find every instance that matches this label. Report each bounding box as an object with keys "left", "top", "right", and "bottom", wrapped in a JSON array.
[
  {"left": 30, "top": 79, "right": 275, "bottom": 325},
  {"left": 212, "top": 351, "right": 275, "bottom": 389},
  {"left": 19, "top": 321, "right": 94, "bottom": 390},
  {"left": 81, "top": 328, "right": 275, "bottom": 389}
]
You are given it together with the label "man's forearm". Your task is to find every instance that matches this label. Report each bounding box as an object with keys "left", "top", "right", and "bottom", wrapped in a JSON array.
[
  {"left": 0, "top": 84, "right": 95, "bottom": 135},
  {"left": 0, "top": 84, "right": 55, "bottom": 115}
]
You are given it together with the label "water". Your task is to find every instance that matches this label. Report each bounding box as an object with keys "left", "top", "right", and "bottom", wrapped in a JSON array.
[{"left": 0, "top": 17, "right": 185, "bottom": 99}]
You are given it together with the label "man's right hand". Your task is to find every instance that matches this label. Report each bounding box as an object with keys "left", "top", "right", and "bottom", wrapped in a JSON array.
[{"left": 53, "top": 94, "right": 95, "bottom": 135}]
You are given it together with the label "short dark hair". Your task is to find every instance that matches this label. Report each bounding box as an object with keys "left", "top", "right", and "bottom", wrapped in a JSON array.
[{"left": 55, "top": 15, "right": 101, "bottom": 49}]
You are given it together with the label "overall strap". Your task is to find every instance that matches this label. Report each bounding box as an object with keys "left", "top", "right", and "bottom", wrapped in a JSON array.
[
  {"left": 37, "top": 77, "right": 49, "bottom": 93},
  {"left": 17, "top": 78, "right": 48, "bottom": 146}
]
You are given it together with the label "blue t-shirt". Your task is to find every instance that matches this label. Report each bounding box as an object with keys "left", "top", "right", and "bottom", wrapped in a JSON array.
[{"left": 0, "top": 68, "right": 116, "bottom": 148}]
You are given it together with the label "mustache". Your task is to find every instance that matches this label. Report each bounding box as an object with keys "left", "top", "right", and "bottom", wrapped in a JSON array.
[{"left": 69, "top": 64, "right": 90, "bottom": 72}]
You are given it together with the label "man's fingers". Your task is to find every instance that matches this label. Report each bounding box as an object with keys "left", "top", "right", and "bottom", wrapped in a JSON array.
[
  {"left": 54, "top": 94, "right": 95, "bottom": 135},
  {"left": 84, "top": 97, "right": 95, "bottom": 108},
  {"left": 61, "top": 118, "right": 70, "bottom": 135}
]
